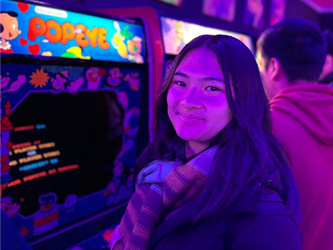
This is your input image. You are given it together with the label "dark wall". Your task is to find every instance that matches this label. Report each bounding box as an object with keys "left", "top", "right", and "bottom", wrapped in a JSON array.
[
  {"left": 320, "top": 14, "right": 333, "bottom": 31},
  {"left": 42, "top": 0, "right": 332, "bottom": 39}
]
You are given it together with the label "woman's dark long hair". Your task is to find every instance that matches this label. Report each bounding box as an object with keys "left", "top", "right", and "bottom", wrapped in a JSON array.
[{"left": 136, "top": 35, "right": 301, "bottom": 222}]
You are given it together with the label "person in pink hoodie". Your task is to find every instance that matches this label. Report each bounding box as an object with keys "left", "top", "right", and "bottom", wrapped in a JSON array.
[{"left": 256, "top": 18, "right": 333, "bottom": 250}]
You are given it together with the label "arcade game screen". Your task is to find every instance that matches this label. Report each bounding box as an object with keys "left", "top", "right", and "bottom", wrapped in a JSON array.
[
  {"left": 0, "top": 0, "right": 149, "bottom": 249},
  {"left": 160, "top": 16, "right": 255, "bottom": 75}
]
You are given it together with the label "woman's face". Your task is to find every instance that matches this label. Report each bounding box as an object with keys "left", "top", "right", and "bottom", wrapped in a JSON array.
[{"left": 167, "top": 47, "right": 233, "bottom": 156}]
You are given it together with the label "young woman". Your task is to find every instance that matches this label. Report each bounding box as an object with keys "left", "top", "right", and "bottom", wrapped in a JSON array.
[{"left": 110, "top": 35, "right": 302, "bottom": 250}]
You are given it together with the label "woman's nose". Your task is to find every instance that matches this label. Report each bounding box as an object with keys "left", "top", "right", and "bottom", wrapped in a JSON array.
[{"left": 180, "top": 88, "right": 202, "bottom": 109}]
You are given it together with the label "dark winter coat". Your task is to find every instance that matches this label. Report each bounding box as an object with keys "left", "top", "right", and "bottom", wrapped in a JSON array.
[{"left": 148, "top": 180, "right": 302, "bottom": 250}]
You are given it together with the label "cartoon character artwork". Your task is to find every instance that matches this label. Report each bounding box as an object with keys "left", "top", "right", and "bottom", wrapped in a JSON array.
[
  {"left": 127, "top": 36, "right": 143, "bottom": 63},
  {"left": 41, "top": 46, "right": 92, "bottom": 60},
  {"left": 10, "top": 75, "right": 27, "bottom": 91},
  {"left": 1, "top": 75, "right": 28, "bottom": 114},
  {"left": 0, "top": 196, "right": 20, "bottom": 217},
  {"left": 67, "top": 77, "right": 84, "bottom": 93},
  {"left": 114, "top": 139, "right": 134, "bottom": 163},
  {"left": 86, "top": 67, "right": 105, "bottom": 90},
  {"left": 0, "top": 101, "right": 20, "bottom": 217},
  {"left": 117, "top": 91, "right": 128, "bottom": 110},
  {"left": 33, "top": 193, "right": 59, "bottom": 235},
  {"left": 51, "top": 70, "right": 69, "bottom": 91},
  {"left": 60, "top": 46, "right": 91, "bottom": 60},
  {"left": 3, "top": 75, "right": 27, "bottom": 93},
  {"left": 0, "top": 144, "right": 12, "bottom": 194},
  {"left": 106, "top": 68, "right": 122, "bottom": 88},
  {"left": 111, "top": 22, "right": 144, "bottom": 64},
  {"left": 103, "top": 139, "right": 134, "bottom": 198},
  {"left": 0, "top": 11, "right": 22, "bottom": 53},
  {"left": 0, "top": 101, "right": 14, "bottom": 196},
  {"left": 124, "top": 108, "right": 140, "bottom": 137},
  {"left": 104, "top": 161, "right": 126, "bottom": 196},
  {"left": 63, "top": 194, "right": 78, "bottom": 213},
  {"left": 123, "top": 72, "right": 140, "bottom": 91},
  {"left": 43, "top": 65, "right": 85, "bottom": 92},
  {"left": 0, "top": 75, "right": 11, "bottom": 89},
  {"left": 111, "top": 21, "right": 129, "bottom": 60}
]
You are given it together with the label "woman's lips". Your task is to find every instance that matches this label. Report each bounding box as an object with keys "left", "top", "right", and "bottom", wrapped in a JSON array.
[{"left": 178, "top": 113, "right": 204, "bottom": 124}]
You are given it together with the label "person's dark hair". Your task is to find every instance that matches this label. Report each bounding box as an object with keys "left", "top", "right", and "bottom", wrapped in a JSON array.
[
  {"left": 257, "top": 18, "right": 327, "bottom": 82},
  {"left": 136, "top": 34, "right": 301, "bottom": 222}
]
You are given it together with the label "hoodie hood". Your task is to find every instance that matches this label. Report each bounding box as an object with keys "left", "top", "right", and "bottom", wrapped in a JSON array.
[{"left": 270, "top": 83, "right": 333, "bottom": 146}]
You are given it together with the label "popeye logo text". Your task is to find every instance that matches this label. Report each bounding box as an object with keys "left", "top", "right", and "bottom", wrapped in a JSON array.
[{"left": 28, "top": 17, "right": 110, "bottom": 49}]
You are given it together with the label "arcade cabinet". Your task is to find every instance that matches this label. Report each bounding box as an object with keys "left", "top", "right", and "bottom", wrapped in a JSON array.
[{"left": 0, "top": 0, "right": 151, "bottom": 249}]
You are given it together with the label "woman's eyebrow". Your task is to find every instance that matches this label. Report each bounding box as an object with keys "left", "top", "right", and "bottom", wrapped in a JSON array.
[
  {"left": 174, "top": 71, "right": 225, "bottom": 86},
  {"left": 174, "top": 72, "right": 189, "bottom": 78}
]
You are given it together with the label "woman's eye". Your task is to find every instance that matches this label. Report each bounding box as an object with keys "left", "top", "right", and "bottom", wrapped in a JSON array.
[
  {"left": 206, "top": 86, "right": 221, "bottom": 91},
  {"left": 12, "top": 24, "right": 16, "bottom": 30},
  {"left": 173, "top": 80, "right": 186, "bottom": 86}
]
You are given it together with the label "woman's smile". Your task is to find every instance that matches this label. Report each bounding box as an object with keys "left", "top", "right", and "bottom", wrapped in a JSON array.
[{"left": 178, "top": 112, "right": 204, "bottom": 124}]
